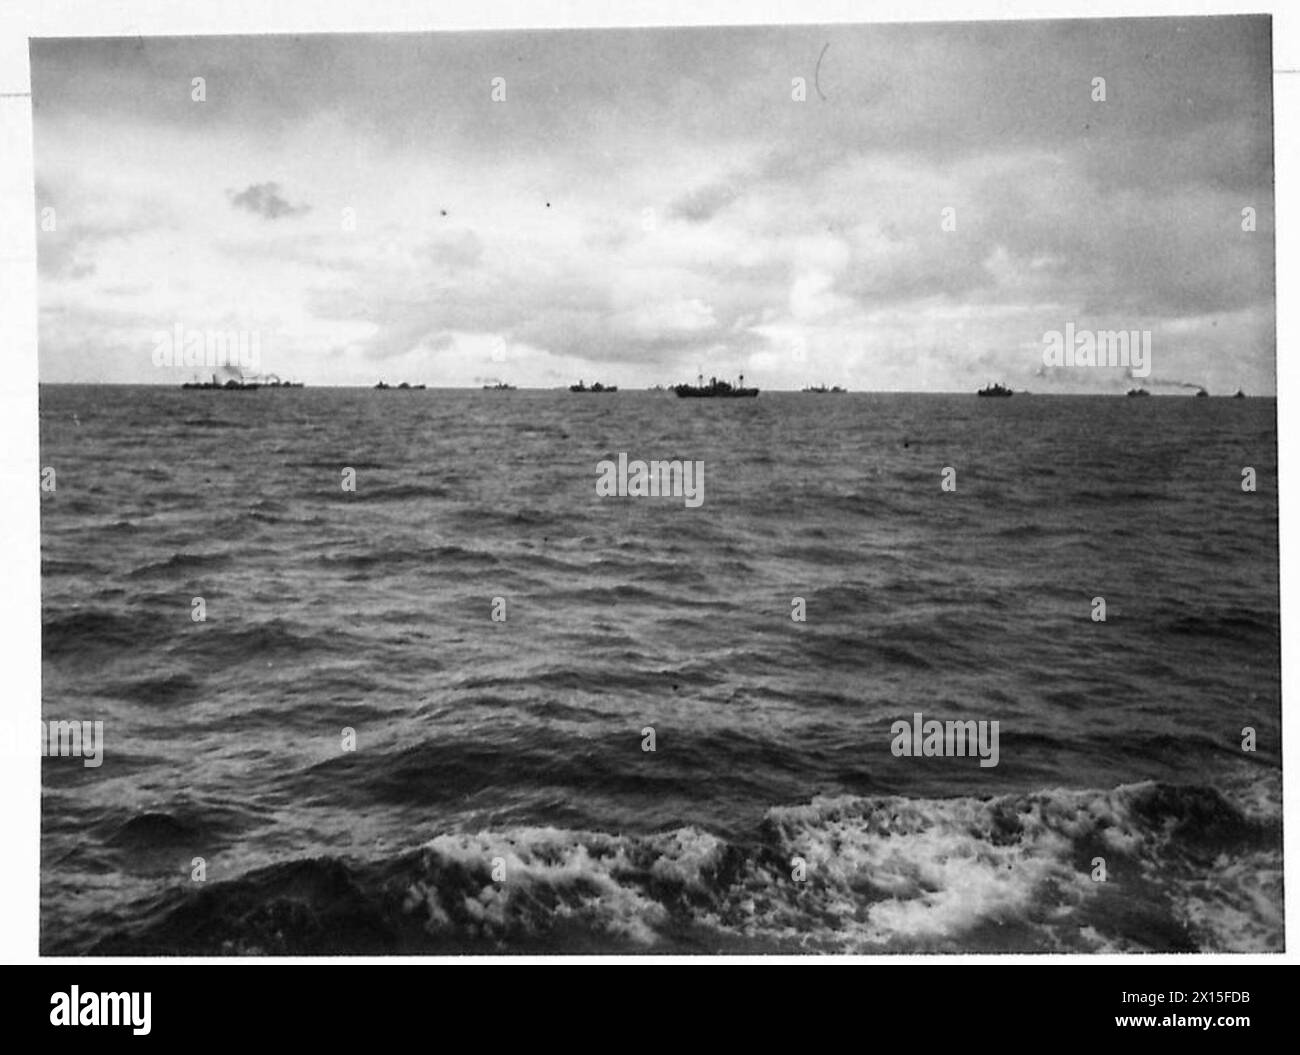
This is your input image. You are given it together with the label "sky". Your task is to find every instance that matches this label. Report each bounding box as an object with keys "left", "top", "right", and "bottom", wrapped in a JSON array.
[{"left": 31, "top": 18, "right": 1276, "bottom": 391}]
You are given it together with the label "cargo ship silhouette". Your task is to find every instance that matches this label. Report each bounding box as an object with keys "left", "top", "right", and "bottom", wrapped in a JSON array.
[
  {"left": 181, "top": 371, "right": 302, "bottom": 390},
  {"left": 673, "top": 372, "right": 758, "bottom": 398}
]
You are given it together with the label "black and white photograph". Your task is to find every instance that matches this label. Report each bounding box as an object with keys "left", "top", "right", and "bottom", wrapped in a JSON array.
[{"left": 25, "top": 11, "right": 1283, "bottom": 960}]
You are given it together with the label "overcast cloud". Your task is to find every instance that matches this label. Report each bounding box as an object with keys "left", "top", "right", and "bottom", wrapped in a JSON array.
[{"left": 31, "top": 19, "right": 1275, "bottom": 391}]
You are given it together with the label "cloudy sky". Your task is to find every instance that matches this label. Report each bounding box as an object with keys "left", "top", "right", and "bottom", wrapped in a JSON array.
[{"left": 32, "top": 18, "right": 1275, "bottom": 391}]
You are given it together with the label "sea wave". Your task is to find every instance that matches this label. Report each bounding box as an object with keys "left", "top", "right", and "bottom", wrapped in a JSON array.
[{"left": 83, "top": 777, "right": 1281, "bottom": 955}]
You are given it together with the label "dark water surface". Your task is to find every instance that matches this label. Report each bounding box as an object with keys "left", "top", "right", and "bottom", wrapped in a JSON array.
[{"left": 39, "top": 386, "right": 1281, "bottom": 953}]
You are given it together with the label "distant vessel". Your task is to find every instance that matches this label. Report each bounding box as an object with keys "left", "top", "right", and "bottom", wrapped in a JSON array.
[
  {"left": 483, "top": 381, "right": 516, "bottom": 390},
  {"left": 976, "top": 382, "right": 1013, "bottom": 397},
  {"left": 182, "top": 372, "right": 302, "bottom": 390},
  {"left": 1126, "top": 388, "right": 1151, "bottom": 397},
  {"left": 375, "top": 381, "right": 426, "bottom": 390},
  {"left": 673, "top": 373, "right": 758, "bottom": 398},
  {"left": 802, "top": 384, "right": 846, "bottom": 393},
  {"left": 182, "top": 376, "right": 260, "bottom": 390},
  {"left": 1194, "top": 388, "right": 1209, "bottom": 398},
  {"left": 1233, "top": 389, "right": 1247, "bottom": 399},
  {"left": 570, "top": 380, "right": 618, "bottom": 392}
]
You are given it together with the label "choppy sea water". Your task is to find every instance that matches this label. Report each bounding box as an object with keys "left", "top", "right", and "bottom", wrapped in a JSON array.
[{"left": 39, "top": 386, "right": 1281, "bottom": 954}]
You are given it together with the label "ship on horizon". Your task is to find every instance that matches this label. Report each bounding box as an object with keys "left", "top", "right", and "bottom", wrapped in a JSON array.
[
  {"left": 182, "top": 371, "right": 303, "bottom": 390},
  {"left": 802, "top": 383, "right": 846, "bottom": 393},
  {"left": 570, "top": 380, "right": 618, "bottom": 392},
  {"left": 976, "top": 382, "right": 1013, "bottom": 397},
  {"left": 673, "top": 372, "right": 758, "bottom": 398}
]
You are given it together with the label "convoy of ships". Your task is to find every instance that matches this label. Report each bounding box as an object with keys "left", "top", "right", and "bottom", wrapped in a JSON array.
[
  {"left": 179, "top": 372, "right": 1249, "bottom": 398},
  {"left": 977, "top": 381, "right": 1242, "bottom": 398},
  {"left": 1128, "top": 386, "right": 1241, "bottom": 398}
]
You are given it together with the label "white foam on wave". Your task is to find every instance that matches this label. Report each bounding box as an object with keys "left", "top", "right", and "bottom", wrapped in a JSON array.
[
  {"left": 754, "top": 777, "right": 1282, "bottom": 952},
  {"left": 749, "top": 790, "right": 1100, "bottom": 948},
  {"left": 402, "top": 827, "right": 728, "bottom": 945},
  {"left": 1177, "top": 851, "right": 1283, "bottom": 952},
  {"left": 398, "top": 775, "right": 1282, "bottom": 952}
]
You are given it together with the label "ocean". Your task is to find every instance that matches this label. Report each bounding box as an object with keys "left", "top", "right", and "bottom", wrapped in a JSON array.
[{"left": 38, "top": 385, "right": 1282, "bottom": 954}]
